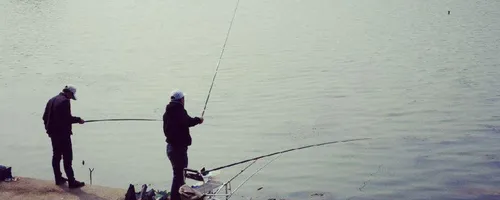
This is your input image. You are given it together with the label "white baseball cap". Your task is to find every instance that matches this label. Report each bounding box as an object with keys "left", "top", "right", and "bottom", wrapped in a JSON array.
[
  {"left": 63, "top": 85, "right": 77, "bottom": 100},
  {"left": 170, "top": 89, "right": 185, "bottom": 100}
]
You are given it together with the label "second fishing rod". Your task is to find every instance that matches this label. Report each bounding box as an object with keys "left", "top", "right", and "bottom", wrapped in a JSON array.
[{"left": 87, "top": 0, "right": 241, "bottom": 123}]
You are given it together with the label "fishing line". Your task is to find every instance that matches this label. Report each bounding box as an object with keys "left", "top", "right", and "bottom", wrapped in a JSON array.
[
  {"left": 201, "top": 0, "right": 241, "bottom": 118},
  {"left": 85, "top": 118, "right": 160, "bottom": 123},
  {"left": 201, "top": 137, "right": 372, "bottom": 175},
  {"left": 229, "top": 153, "right": 283, "bottom": 198}
]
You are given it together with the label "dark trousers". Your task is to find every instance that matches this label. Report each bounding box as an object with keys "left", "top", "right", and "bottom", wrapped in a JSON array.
[
  {"left": 166, "top": 144, "right": 188, "bottom": 200},
  {"left": 50, "top": 136, "right": 75, "bottom": 182}
]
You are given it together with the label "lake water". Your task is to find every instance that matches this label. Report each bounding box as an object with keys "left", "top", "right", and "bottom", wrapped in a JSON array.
[{"left": 2, "top": 0, "right": 500, "bottom": 199}]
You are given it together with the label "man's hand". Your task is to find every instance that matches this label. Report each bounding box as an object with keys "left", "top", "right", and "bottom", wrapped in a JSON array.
[
  {"left": 79, "top": 118, "right": 85, "bottom": 124},
  {"left": 199, "top": 117, "right": 204, "bottom": 124}
]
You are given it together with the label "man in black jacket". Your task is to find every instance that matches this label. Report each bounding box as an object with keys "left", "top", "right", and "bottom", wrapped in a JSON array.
[
  {"left": 163, "top": 90, "right": 203, "bottom": 200},
  {"left": 43, "top": 85, "right": 85, "bottom": 188}
]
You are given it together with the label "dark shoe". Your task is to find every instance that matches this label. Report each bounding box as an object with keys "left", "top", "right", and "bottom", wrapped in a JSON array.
[
  {"left": 68, "top": 180, "right": 85, "bottom": 189},
  {"left": 55, "top": 177, "right": 68, "bottom": 185}
]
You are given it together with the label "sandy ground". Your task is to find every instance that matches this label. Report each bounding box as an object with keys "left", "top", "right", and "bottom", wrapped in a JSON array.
[{"left": 0, "top": 177, "right": 126, "bottom": 200}]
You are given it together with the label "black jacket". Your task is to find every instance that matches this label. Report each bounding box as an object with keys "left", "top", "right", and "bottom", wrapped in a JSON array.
[
  {"left": 43, "top": 93, "right": 81, "bottom": 137},
  {"left": 163, "top": 101, "right": 202, "bottom": 147}
]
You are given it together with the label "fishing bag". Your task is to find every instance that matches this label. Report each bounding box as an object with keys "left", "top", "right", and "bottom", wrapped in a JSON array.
[{"left": 0, "top": 165, "right": 13, "bottom": 181}]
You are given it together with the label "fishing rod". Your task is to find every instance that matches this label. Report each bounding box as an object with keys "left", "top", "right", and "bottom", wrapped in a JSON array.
[
  {"left": 201, "top": 0, "right": 241, "bottom": 118},
  {"left": 85, "top": 118, "right": 161, "bottom": 123},
  {"left": 201, "top": 137, "right": 372, "bottom": 175}
]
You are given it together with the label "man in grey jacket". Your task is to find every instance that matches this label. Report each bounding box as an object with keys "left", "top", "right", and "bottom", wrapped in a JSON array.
[{"left": 43, "top": 85, "right": 85, "bottom": 188}]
